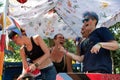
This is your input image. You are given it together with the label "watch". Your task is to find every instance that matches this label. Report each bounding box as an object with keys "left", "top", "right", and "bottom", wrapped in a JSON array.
[
  {"left": 97, "top": 43, "right": 102, "bottom": 48},
  {"left": 34, "top": 63, "right": 39, "bottom": 67}
]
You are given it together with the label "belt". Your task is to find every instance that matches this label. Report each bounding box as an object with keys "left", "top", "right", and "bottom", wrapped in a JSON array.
[{"left": 41, "top": 62, "right": 53, "bottom": 69}]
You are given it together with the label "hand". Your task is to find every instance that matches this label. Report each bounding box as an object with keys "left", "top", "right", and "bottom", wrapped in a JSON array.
[
  {"left": 28, "top": 63, "right": 37, "bottom": 72},
  {"left": 59, "top": 46, "right": 66, "bottom": 54},
  {"left": 17, "top": 74, "right": 25, "bottom": 80},
  {"left": 90, "top": 43, "right": 101, "bottom": 54}
]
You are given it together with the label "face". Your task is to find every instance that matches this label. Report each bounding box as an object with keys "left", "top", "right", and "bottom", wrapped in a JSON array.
[
  {"left": 81, "top": 16, "right": 96, "bottom": 38},
  {"left": 12, "top": 34, "right": 22, "bottom": 46},
  {"left": 54, "top": 34, "right": 65, "bottom": 45}
]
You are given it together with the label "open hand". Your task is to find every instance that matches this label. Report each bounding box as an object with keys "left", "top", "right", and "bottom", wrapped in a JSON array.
[{"left": 90, "top": 43, "right": 101, "bottom": 54}]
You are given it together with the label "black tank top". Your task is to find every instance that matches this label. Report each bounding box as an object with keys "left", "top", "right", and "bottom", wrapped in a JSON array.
[
  {"left": 53, "top": 56, "right": 67, "bottom": 73},
  {"left": 24, "top": 37, "right": 44, "bottom": 61}
]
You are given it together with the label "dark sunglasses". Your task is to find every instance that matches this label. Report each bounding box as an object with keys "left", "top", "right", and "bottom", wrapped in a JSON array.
[
  {"left": 82, "top": 18, "right": 90, "bottom": 23},
  {"left": 12, "top": 34, "right": 18, "bottom": 40}
]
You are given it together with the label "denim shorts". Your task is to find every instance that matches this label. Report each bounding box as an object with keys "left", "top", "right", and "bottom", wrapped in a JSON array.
[{"left": 35, "top": 65, "right": 57, "bottom": 80}]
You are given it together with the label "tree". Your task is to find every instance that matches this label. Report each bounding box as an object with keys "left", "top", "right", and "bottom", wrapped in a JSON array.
[{"left": 109, "top": 22, "right": 120, "bottom": 74}]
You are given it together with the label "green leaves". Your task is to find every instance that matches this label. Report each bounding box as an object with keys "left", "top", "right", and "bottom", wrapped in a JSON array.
[
  {"left": 5, "top": 41, "right": 21, "bottom": 62},
  {"left": 109, "top": 22, "right": 120, "bottom": 74}
]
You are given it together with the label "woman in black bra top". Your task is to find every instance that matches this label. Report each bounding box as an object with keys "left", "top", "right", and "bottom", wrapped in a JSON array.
[
  {"left": 8, "top": 28, "right": 57, "bottom": 80},
  {"left": 50, "top": 33, "right": 73, "bottom": 73}
]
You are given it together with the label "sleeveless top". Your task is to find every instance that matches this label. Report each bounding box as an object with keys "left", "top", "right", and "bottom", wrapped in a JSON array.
[
  {"left": 53, "top": 56, "right": 67, "bottom": 73},
  {"left": 50, "top": 47, "right": 67, "bottom": 73},
  {"left": 24, "top": 37, "right": 44, "bottom": 61}
]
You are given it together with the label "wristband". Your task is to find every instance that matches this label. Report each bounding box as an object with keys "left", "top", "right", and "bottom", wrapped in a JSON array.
[
  {"left": 97, "top": 43, "right": 102, "bottom": 48},
  {"left": 34, "top": 63, "right": 39, "bottom": 68}
]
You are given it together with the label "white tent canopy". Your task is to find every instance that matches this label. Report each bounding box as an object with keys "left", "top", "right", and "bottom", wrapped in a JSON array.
[{"left": 0, "top": 0, "right": 120, "bottom": 39}]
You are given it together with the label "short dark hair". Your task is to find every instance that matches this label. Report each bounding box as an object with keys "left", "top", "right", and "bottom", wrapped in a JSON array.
[
  {"left": 8, "top": 31, "right": 17, "bottom": 39},
  {"left": 83, "top": 11, "right": 99, "bottom": 25}
]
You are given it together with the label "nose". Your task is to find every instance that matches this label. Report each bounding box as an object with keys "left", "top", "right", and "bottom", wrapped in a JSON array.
[{"left": 81, "top": 26, "right": 85, "bottom": 31}]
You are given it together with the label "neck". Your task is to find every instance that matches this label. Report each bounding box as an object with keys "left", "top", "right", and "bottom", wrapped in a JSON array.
[
  {"left": 23, "top": 37, "right": 32, "bottom": 51},
  {"left": 89, "top": 24, "right": 96, "bottom": 34},
  {"left": 91, "top": 27, "right": 96, "bottom": 33}
]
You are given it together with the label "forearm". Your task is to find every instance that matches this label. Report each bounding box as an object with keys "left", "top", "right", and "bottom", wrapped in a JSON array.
[
  {"left": 20, "top": 51, "right": 29, "bottom": 70},
  {"left": 99, "top": 41, "right": 119, "bottom": 50},
  {"left": 65, "top": 51, "right": 84, "bottom": 62}
]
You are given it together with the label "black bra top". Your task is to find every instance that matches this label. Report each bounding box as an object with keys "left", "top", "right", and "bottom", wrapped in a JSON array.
[
  {"left": 24, "top": 37, "right": 44, "bottom": 61},
  {"left": 53, "top": 57, "right": 67, "bottom": 73}
]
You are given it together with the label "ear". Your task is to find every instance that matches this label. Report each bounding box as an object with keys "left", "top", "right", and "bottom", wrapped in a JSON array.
[{"left": 92, "top": 19, "right": 97, "bottom": 25}]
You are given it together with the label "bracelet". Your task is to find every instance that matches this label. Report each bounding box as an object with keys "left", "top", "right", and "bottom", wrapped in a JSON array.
[
  {"left": 64, "top": 50, "right": 68, "bottom": 55},
  {"left": 34, "top": 63, "right": 39, "bottom": 68},
  {"left": 97, "top": 43, "right": 102, "bottom": 48}
]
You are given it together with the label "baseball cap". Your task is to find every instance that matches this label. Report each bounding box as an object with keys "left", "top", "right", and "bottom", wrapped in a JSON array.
[{"left": 83, "top": 11, "right": 99, "bottom": 24}]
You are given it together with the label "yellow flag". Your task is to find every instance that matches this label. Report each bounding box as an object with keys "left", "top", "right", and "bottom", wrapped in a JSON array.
[
  {"left": 0, "top": 13, "right": 12, "bottom": 29},
  {"left": 0, "top": 75, "right": 2, "bottom": 80}
]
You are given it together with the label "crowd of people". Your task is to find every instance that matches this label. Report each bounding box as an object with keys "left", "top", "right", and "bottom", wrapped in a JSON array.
[{"left": 7, "top": 11, "right": 119, "bottom": 80}]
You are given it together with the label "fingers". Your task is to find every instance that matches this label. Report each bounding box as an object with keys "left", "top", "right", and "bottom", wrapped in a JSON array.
[
  {"left": 90, "top": 44, "right": 101, "bottom": 54},
  {"left": 27, "top": 64, "right": 36, "bottom": 72},
  {"left": 17, "top": 74, "right": 24, "bottom": 80},
  {"left": 91, "top": 48, "right": 100, "bottom": 54}
]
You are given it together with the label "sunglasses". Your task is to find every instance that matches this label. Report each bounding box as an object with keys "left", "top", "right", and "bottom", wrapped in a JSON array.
[
  {"left": 12, "top": 34, "right": 18, "bottom": 40},
  {"left": 82, "top": 18, "right": 90, "bottom": 23}
]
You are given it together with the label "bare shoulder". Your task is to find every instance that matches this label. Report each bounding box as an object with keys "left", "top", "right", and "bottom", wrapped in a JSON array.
[
  {"left": 32, "top": 35, "right": 42, "bottom": 40},
  {"left": 32, "top": 35, "right": 42, "bottom": 45}
]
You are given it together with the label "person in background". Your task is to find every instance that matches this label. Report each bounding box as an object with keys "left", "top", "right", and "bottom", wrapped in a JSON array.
[
  {"left": 60, "top": 11, "right": 119, "bottom": 74},
  {"left": 74, "top": 37, "right": 83, "bottom": 55},
  {"left": 50, "top": 33, "right": 73, "bottom": 73},
  {"left": 74, "top": 37, "right": 84, "bottom": 72},
  {"left": 8, "top": 28, "right": 57, "bottom": 80}
]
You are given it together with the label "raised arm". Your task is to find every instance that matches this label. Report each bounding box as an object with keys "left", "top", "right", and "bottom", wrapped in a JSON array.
[
  {"left": 65, "top": 51, "right": 84, "bottom": 62},
  {"left": 60, "top": 46, "right": 84, "bottom": 62}
]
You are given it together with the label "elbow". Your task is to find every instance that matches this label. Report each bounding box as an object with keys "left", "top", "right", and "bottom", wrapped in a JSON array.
[
  {"left": 112, "top": 43, "right": 119, "bottom": 50},
  {"left": 116, "top": 43, "right": 120, "bottom": 50}
]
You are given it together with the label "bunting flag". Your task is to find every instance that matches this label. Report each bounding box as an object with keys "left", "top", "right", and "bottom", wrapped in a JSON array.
[
  {"left": 0, "top": 34, "right": 6, "bottom": 76},
  {"left": 0, "top": 14, "right": 21, "bottom": 78},
  {"left": 0, "top": 13, "right": 22, "bottom": 36},
  {"left": 8, "top": 18, "right": 22, "bottom": 36},
  {"left": 17, "top": 0, "right": 27, "bottom": 4},
  {"left": 0, "top": 13, "right": 13, "bottom": 30}
]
